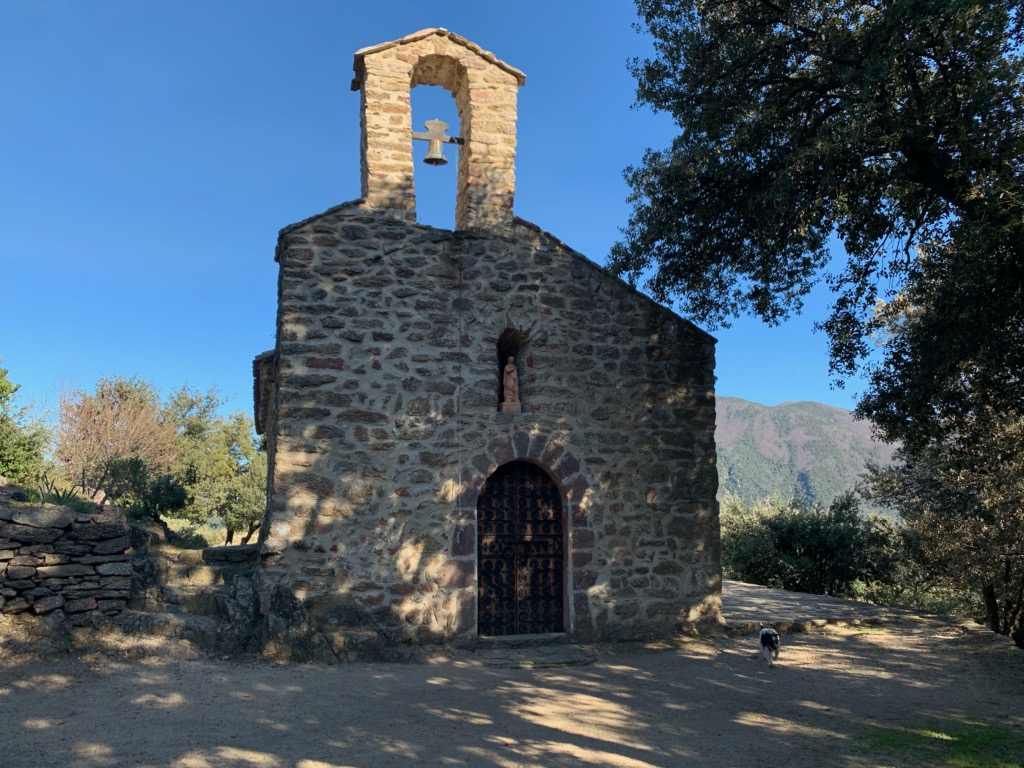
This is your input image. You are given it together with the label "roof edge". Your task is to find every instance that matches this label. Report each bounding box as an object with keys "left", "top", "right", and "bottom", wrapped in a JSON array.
[
  {"left": 274, "top": 199, "right": 365, "bottom": 262},
  {"left": 512, "top": 217, "right": 718, "bottom": 345},
  {"left": 351, "top": 28, "right": 527, "bottom": 91}
]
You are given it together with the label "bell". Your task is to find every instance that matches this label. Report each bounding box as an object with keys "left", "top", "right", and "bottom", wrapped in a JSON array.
[
  {"left": 413, "top": 119, "right": 461, "bottom": 166},
  {"left": 423, "top": 138, "right": 447, "bottom": 166}
]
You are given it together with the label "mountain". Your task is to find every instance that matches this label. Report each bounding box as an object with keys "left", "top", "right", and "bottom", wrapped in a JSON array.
[{"left": 715, "top": 396, "right": 898, "bottom": 508}]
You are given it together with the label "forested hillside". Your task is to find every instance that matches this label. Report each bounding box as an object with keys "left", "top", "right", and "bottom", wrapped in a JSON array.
[{"left": 715, "top": 397, "right": 897, "bottom": 508}]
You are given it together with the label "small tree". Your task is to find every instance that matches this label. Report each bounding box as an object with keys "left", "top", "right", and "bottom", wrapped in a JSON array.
[
  {"left": 56, "top": 376, "right": 179, "bottom": 504},
  {"left": 220, "top": 444, "right": 267, "bottom": 545},
  {"left": 185, "top": 412, "right": 266, "bottom": 545},
  {"left": 165, "top": 386, "right": 266, "bottom": 545},
  {"left": 107, "top": 456, "right": 187, "bottom": 525},
  {"left": 0, "top": 361, "right": 47, "bottom": 485}
]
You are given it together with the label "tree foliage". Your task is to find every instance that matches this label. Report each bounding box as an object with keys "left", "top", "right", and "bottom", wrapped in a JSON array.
[
  {"left": 182, "top": 411, "right": 266, "bottom": 546},
  {"left": 0, "top": 361, "right": 47, "bottom": 485},
  {"left": 56, "top": 376, "right": 179, "bottom": 505},
  {"left": 106, "top": 456, "right": 188, "bottom": 522},
  {"left": 613, "top": 0, "right": 1024, "bottom": 435},
  {"left": 866, "top": 413, "right": 1024, "bottom": 646},
  {"left": 721, "top": 490, "right": 902, "bottom": 597},
  {"left": 166, "top": 387, "right": 266, "bottom": 545},
  {"left": 54, "top": 379, "right": 266, "bottom": 544}
]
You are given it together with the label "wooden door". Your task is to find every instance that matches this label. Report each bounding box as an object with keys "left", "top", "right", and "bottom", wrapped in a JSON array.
[{"left": 477, "top": 461, "right": 564, "bottom": 636}]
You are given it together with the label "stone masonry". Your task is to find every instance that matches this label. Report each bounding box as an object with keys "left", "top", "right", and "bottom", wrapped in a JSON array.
[
  {"left": 0, "top": 497, "right": 133, "bottom": 626},
  {"left": 253, "top": 29, "right": 721, "bottom": 659},
  {"left": 353, "top": 29, "right": 524, "bottom": 232}
]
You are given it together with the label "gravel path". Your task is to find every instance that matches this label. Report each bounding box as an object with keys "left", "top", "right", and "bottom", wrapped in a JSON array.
[{"left": 2, "top": 583, "right": 1021, "bottom": 768}]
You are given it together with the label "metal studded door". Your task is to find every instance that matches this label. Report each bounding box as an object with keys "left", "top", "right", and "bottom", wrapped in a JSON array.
[{"left": 477, "top": 461, "right": 564, "bottom": 636}]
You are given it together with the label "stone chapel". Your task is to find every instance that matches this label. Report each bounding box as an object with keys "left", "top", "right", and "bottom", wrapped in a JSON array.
[{"left": 252, "top": 29, "right": 721, "bottom": 659}]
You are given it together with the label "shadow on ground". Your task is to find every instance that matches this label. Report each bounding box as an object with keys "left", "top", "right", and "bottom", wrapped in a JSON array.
[{"left": 2, "top": 582, "right": 1021, "bottom": 767}]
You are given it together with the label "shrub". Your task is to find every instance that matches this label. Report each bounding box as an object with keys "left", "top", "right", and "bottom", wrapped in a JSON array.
[{"left": 721, "top": 491, "right": 904, "bottom": 598}]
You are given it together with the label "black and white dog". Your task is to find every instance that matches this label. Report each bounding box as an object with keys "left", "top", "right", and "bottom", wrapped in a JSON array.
[{"left": 759, "top": 625, "right": 781, "bottom": 666}]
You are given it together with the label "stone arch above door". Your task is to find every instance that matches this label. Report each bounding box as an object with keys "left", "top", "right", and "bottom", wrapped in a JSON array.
[
  {"left": 455, "top": 431, "right": 596, "bottom": 638},
  {"left": 461, "top": 431, "right": 590, "bottom": 517}
]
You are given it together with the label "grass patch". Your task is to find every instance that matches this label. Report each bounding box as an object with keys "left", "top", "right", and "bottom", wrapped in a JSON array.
[
  {"left": 854, "top": 626, "right": 891, "bottom": 635},
  {"left": 858, "top": 718, "right": 1024, "bottom": 767}
]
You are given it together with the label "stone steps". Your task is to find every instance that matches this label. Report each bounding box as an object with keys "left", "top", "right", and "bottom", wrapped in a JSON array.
[
  {"left": 155, "top": 562, "right": 228, "bottom": 586},
  {"left": 149, "top": 544, "right": 258, "bottom": 586},
  {"left": 116, "top": 542, "right": 261, "bottom": 656},
  {"left": 118, "top": 609, "right": 220, "bottom": 648},
  {"left": 132, "top": 584, "right": 224, "bottom": 617},
  {"left": 475, "top": 632, "right": 570, "bottom": 649}
]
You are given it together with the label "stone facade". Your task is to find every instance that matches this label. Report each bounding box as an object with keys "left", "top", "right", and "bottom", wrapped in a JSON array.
[{"left": 253, "top": 29, "right": 721, "bottom": 657}]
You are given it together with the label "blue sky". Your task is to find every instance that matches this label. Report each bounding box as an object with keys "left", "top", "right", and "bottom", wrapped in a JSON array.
[{"left": 1, "top": 1, "right": 863, "bottom": 421}]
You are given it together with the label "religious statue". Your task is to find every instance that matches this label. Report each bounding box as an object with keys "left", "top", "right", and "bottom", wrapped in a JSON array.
[{"left": 503, "top": 356, "right": 519, "bottom": 403}]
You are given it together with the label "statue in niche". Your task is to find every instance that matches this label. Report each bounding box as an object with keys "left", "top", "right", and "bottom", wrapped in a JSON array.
[
  {"left": 500, "top": 355, "right": 521, "bottom": 413},
  {"left": 503, "top": 356, "right": 519, "bottom": 402}
]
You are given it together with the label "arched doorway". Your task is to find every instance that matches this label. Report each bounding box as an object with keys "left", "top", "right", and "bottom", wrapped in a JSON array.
[{"left": 477, "top": 461, "right": 565, "bottom": 636}]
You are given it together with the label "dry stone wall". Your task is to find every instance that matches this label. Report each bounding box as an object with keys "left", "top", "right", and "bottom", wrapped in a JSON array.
[
  {"left": 256, "top": 205, "right": 721, "bottom": 654},
  {"left": 0, "top": 497, "right": 133, "bottom": 626}
]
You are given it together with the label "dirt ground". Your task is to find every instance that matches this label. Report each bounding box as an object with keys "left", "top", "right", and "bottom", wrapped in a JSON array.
[{"left": 2, "top": 619, "right": 1022, "bottom": 768}]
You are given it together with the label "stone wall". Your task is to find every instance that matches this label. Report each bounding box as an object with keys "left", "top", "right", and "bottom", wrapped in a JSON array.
[
  {"left": 0, "top": 494, "right": 133, "bottom": 626},
  {"left": 255, "top": 207, "right": 721, "bottom": 652}
]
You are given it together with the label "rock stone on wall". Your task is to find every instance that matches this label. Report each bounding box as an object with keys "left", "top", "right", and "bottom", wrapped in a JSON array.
[
  {"left": 257, "top": 207, "right": 722, "bottom": 651},
  {"left": 0, "top": 492, "right": 133, "bottom": 630}
]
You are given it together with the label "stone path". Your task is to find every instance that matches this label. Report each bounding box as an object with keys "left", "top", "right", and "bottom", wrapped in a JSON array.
[
  {"left": 720, "top": 579, "right": 937, "bottom": 631},
  {"left": 471, "top": 580, "right": 955, "bottom": 668}
]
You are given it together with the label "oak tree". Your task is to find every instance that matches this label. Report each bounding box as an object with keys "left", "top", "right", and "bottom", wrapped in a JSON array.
[{"left": 612, "top": 0, "right": 1024, "bottom": 445}]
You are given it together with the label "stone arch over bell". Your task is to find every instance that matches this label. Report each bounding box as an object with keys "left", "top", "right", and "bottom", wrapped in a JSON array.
[{"left": 350, "top": 28, "right": 526, "bottom": 232}]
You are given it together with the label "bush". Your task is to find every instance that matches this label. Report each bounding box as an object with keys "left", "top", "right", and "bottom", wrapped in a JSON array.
[
  {"left": 721, "top": 490, "right": 983, "bottom": 616},
  {"left": 0, "top": 363, "right": 47, "bottom": 485},
  {"left": 109, "top": 457, "right": 187, "bottom": 523},
  {"left": 721, "top": 491, "right": 904, "bottom": 598}
]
